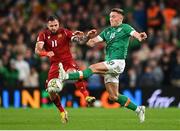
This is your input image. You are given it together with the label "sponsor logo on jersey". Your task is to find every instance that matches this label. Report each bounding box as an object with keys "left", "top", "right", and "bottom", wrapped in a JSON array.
[{"left": 58, "top": 34, "right": 62, "bottom": 38}]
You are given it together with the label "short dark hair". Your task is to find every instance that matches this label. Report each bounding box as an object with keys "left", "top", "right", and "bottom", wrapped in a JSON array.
[
  {"left": 47, "top": 15, "right": 59, "bottom": 22},
  {"left": 111, "top": 8, "right": 124, "bottom": 15}
]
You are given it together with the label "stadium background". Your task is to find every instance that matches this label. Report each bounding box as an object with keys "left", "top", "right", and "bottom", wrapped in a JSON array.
[{"left": 0, "top": 0, "right": 180, "bottom": 109}]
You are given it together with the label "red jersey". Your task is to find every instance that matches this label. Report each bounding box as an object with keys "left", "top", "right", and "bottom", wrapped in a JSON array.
[{"left": 37, "top": 28, "right": 74, "bottom": 63}]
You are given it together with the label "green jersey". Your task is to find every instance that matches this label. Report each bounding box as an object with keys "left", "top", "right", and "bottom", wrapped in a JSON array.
[{"left": 98, "top": 23, "right": 135, "bottom": 61}]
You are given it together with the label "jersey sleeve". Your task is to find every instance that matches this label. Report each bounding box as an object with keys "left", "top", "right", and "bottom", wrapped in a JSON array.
[
  {"left": 37, "top": 32, "right": 45, "bottom": 43},
  {"left": 98, "top": 29, "right": 106, "bottom": 41},
  {"left": 64, "top": 29, "right": 73, "bottom": 40},
  {"left": 124, "top": 24, "right": 135, "bottom": 36}
]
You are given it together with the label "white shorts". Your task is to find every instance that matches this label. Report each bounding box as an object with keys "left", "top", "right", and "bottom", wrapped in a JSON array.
[{"left": 103, "top": 59, "right": 125, "bottom": 84}]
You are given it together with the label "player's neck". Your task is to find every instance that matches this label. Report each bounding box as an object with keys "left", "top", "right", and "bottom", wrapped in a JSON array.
[{"left": 112, "top": 22, "right": 122, "bottom": 28}]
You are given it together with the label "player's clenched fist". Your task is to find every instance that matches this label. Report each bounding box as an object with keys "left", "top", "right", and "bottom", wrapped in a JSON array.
[
  {"left": 73, "top": 31, "right": 84, "bottom": 37},
  {"left": 87, "top": 29, "right": 97, "bottom": 39}
]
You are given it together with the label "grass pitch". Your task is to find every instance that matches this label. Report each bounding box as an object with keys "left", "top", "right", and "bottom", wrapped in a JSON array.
[{"left": 0, "top": 107, "right": 180, "bottom": 130}]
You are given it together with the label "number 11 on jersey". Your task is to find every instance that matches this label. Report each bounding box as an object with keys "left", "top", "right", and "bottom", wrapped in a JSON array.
[{"left": 51, "top": 40, "right": 57, "bottom": 47}]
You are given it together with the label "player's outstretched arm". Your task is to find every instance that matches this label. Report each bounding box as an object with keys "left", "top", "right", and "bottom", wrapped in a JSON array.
[
  {"left": 87, "top": 37, "right": 102, "bottom": 47},
  {"left": 71, "top": 29, "right": 97, "bottom": 45},
  {"left": 132, "top": 31, "right": 147, "bottom": 42}
]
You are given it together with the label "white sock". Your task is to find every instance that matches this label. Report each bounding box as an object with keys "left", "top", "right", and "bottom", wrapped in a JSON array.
[
  {"left": 135, "top": 106, "right": 140, "bottom": 113},
  {"left": 65, "top": 74, "right": 69, "bottom": 79}
]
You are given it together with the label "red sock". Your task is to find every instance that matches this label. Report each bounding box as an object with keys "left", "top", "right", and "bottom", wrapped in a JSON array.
[
  {"left": 75, "top": 80, "right": 89, "bottom": 98},
  {"left": 52, "top": 96, "right": 64, "bottom": 112}
]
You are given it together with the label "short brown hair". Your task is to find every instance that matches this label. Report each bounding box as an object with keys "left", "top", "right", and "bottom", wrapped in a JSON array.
[
  {"left": 47, "top": 15, "right": 59, "bottom": 22},
  {"left": 111, "top": 8, "right": 124, "bottom": 15}
]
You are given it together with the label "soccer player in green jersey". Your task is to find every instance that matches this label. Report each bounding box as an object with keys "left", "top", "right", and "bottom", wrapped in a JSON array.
[{"left": 59, "top": 8, "right": 147, "bottom": 123}]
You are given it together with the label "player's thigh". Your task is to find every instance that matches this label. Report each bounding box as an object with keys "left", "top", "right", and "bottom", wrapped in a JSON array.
[
  {"left": 89, "top": 62, "right": 109, "bottom": 74},
  {"left": 44, "top": 64, "right": 59, "bottom": 90},
  {"left": 47, "top": 63, "right": 59, "bottom": 82}
]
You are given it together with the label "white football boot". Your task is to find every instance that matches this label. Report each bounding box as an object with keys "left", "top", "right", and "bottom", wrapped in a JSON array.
[
  {"left": 136, "top": 106, "right": 145, "bottom": 123},
  {"left": 58, "top": 63, "right": 67, "bottom": 82}
]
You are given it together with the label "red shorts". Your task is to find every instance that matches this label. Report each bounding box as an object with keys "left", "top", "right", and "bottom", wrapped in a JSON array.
[{"left": 47, "top": 60, "right": 79, "bottom": 83}]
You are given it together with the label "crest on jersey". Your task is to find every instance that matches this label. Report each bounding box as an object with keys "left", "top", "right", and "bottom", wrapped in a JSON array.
[
  {"left": 58, "top": 34, "right": 62, "bottom": 38},
  {"left": 48, "top": 36, "right": 50, "bottom": 39},
  {"left": 110, "top": 33, "right": 115, "bottom": 39}
]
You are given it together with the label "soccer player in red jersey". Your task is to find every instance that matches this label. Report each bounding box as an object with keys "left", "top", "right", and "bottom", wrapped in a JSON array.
[{"left": 35, "top": 15, "right": 96, "bottom": 124}]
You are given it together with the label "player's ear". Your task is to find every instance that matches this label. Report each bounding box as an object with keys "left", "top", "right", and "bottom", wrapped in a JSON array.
[{"left": 120, "top": 14, "right": 124, "bottom": 22}]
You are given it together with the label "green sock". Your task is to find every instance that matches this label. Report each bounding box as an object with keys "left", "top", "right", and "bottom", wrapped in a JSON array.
[
  {"left": 116, "top": 95, "right": 137, "bottom": 111},
  {"left": 68, "top": 68, "right": 93, "bottom": 80}
]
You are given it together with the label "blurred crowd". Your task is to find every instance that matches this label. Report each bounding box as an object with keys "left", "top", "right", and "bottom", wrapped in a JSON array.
[{"left": 0, "top": 0, "right": 180, "bottom": 90}]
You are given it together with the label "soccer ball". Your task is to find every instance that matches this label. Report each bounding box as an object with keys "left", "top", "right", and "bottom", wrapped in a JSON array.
[{"left": 47, "top": 78, "right": 63, "bottom": 93}]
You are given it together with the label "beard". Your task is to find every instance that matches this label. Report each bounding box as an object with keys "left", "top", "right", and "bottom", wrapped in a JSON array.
[{"left": 51, "top": 30, "right": 57, "bottom": 35}]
